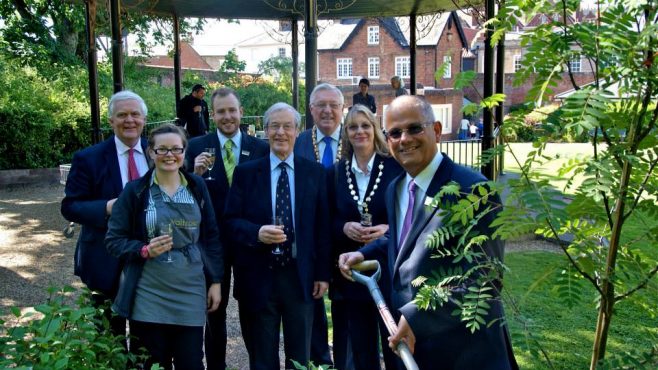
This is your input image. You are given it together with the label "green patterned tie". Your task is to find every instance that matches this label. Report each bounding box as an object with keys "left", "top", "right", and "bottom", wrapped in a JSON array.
[{"left": 223, "top": 140, "right": 236, "bottom": 185}]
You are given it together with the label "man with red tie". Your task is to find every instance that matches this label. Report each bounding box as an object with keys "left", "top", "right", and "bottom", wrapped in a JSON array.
[{"left": 61, "top": 90, "right": 149, "bottom": 340}]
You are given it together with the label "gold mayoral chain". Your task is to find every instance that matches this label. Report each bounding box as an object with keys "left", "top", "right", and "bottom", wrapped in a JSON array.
[
  {"left": 345, "top": 158, "right": 384, "bottom": 215},
  {"left": 312, "top": 127, "right": 342, "bottom": 164}
]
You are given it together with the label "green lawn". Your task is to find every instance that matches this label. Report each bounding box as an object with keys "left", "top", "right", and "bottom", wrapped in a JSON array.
[{"left": 504, "top": 250, "right": 658, "bottom": 369}]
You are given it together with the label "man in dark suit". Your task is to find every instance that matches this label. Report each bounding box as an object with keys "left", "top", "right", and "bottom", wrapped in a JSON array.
[
  {"left": 293, "top": 82, "right": 344, "bottom": 366},
  {"left": 185, "top": 87, "right": 269, "bottom": 370},
  {"left": 225, "top": 102, "right": 331, "bottom": 369},
  {"left": 179, "top": 84, "right": 210, "bottom": 138},
  {"left": 339, "top": 95, "right": 518, "bottom": 369},
  {"left": 61, "top": 90, "right": 150, "bottom": 337}
]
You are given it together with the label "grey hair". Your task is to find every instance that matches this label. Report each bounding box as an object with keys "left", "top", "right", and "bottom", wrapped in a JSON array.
[
  {"left": 263, "top": 102, "right": 302, "bottom": 130},
  {"left": 108, "top": 90, "right": 148, "bottom": 119},
  {"left": 310, "top": 83, "right": 345, "bottom": 106},
  {"left": 391, "top": 76, "right": 405, "bottom": 88}
]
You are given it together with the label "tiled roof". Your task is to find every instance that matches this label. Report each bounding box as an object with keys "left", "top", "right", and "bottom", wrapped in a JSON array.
[{"left": 141, "top": 41, "right": 214, "bottom": 71}]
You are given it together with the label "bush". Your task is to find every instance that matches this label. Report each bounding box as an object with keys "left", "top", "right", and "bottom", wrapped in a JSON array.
[{"left": 0, "top": 286, "right": 145, "bottom": 369}]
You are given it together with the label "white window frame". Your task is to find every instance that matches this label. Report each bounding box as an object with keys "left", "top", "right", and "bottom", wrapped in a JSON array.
[
  {"left": 368, "top": 57, "right": 380, "bottom": 79},
  {"left": 395, "top": 56, "right": 410, "bottom": 78},
  {"left": 432, "top": 104, "right": 452, "bottom": 135},
  {"left": 513, "top": 54, "right": 522, "bottom": 72},
  {"left": 368, "top": 26, "right": 380, "bottom": 45},
  {"left": 570, "top": 57, "right": 582, "bottom": 72},
  {"left": 443, "top": 55, "right": 452, "bottom": 78},
  {"left": 337, "top": 58, "right": 353, "bottom": 79},
  {"left": 278, "top": 47, "right": 286, "bottom": 58}
]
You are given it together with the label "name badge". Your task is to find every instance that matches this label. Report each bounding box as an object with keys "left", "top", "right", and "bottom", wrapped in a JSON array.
[{"left": 241, "top": 150, "right": 250, "bottom": 156}]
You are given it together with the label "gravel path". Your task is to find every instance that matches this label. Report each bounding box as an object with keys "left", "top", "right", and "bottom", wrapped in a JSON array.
[{"left": 0, "top": 183, "right": 559, "bottom": 369}]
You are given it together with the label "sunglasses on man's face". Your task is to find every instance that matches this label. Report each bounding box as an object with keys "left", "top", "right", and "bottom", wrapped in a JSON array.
[{"left": 384, "top": 122, "right": 433, "bottom": 141}]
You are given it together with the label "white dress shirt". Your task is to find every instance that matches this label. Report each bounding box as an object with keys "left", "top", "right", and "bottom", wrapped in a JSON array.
[{"left": 114, "top": 136, "right": 149, "bottom": 188}]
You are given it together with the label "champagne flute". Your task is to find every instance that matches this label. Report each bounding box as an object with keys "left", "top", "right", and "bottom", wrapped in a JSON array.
[
  {"left": 360, "top": 212, "right": 373, "bottom": 227},
  {"left": 272, "top": 215, "right": 284, "bottom": 255},
  {"left": 159, "top": 221, "right": 173, "bottom": 263},
  {"left": 205, "top": 147, "right": 216, "bottom": 180}
]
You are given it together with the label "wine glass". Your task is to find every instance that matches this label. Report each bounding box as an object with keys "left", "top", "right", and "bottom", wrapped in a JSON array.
[
  {"left": 360, "top": 212, "right": 373, "bottom": 227},
  {"left": 205, "top": 147, "right": 216, "bottom": 180},
  {"left": 272, "top": 215, "right": 284, "bottom": 255},
  {"left": 159, "top": 221, "right": 173, "bottom": 263}
]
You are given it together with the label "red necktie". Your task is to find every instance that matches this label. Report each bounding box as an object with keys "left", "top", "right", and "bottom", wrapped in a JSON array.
[{"left": 128, "top": 148, "right": 140, "bottom": 181}]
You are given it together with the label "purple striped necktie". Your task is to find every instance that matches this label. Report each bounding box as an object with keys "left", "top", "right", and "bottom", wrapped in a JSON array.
[{"left": 398, "top": 180, "right": 417, "bottom": 250}]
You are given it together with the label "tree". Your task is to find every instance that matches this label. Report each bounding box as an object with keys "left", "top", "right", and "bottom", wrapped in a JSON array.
[
  {"left": 0, "top": 0, "right": 204, "bottom": 68},
  {"left": 489, "top": 1, "right": 658, "bottom": 368},
  {"left": 417, "top": 1, "right": 657, "bottom": 368}
]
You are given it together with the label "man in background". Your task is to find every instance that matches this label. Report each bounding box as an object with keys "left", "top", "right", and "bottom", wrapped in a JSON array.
[{"left": 180, "top": 84, "right": 210, "bottom": 138}]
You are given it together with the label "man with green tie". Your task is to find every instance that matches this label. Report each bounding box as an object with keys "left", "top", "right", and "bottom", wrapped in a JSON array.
[{"left": 185, "top": 87, "right": 269, "bottom": 370}]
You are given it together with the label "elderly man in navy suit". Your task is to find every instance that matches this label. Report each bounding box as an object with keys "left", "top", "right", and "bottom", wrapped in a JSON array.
[
  {"left": 293, "top": 82, "right": 345, "bottom": 366},
  {"left": 185, "top": 87, "right": 269, "bottom": 370},
  {"left": 339, "top": 95, "right": 518, "bottom": 369},
  {"left": 61, "top": 90, "right": 150, "bottom": 338},
  {"left": 225, "top": 102, "right": 331, "bottom": 369}
]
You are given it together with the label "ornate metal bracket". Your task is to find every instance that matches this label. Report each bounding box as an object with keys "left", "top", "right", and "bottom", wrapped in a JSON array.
[{"left": 263, "top": 0, "right": 357, "bottom": 17}]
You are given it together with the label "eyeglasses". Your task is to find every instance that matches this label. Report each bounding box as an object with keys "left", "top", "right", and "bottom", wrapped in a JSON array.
[
  {"left": 267, "top": 123, "right": 296, "bottom": 132},
  {"left": 312, "top": 102, "right": 342, "bottom": 110},
  {"left": 153, "top": 147, "right": 185, "bottom": 155},
  {"left": 383, "top": 122, "right": 434, "bottom": 141}
]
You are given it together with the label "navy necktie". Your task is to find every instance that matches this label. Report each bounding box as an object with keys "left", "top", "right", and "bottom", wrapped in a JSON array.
[
  {"left": 275, "top": 162, "right": 294, "bottom": 266},
  {"left": 321, "top": 136, "right": 334, "bottom": 168}
]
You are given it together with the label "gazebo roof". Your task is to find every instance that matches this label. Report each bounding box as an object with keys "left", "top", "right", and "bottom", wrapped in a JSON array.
[{"left": 118, "top": 0, "right": 475, "bottom": 19}]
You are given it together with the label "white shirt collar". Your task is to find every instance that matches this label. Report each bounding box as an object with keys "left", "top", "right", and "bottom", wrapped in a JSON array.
[
  {"left": 351, "top": 153, "right": 375, "bottom": 175},
  {"left": 217, "top": 129, "right": 241, "bottom": 149},
  {"left": 315, "top": 124, "right": 342, "bottom": 144},
  {"left": 114, "top": 136, "right": 143, "bottom": 154},
  {"left": 405, "top": 151, "right": 443, "bottom": 195}
]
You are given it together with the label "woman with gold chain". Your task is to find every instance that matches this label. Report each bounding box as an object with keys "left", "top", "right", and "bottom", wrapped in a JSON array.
[{"left": 328, "top": 104, "right": 403, "bottom": 370}]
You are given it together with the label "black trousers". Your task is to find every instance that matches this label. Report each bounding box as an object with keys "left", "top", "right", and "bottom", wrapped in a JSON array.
[
  {"left": 332, "top": 299, "right": 381, "bottom": 370},
  {"left": 239, "top": 264, "right": 314, "bottom": 370},
  {"left": 205, "top": 263, "right": 232, "bottom": 370},
  {"left": 130, "top": 320, "right": 204, "bottom": 370},
  {"left": 310, "top": 298, "right": 333, "bottom": 366}
]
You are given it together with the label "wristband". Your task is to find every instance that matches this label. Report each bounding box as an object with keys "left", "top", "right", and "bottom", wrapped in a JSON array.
[{"left": 140, "top": 245, "right": 150, "bottom": 259}]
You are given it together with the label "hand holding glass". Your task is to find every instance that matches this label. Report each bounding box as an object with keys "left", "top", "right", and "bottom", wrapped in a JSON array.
[
  {"left": 205, "top": 148, "right": 216, "bottom": 180},
  {"left": 272, "top": 216, "right": 284, "bottom": 255},
  {"left": 159, "top": 222, "right": 173, "bottom": 263}
]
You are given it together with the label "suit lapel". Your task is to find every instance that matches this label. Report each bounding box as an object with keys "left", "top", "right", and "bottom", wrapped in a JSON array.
[
  {"left": 257, "top": 157, "right": 273, "bottom": 220},
  {"left": 393, "top": 156, "right": 455, "bottom": 270},
  {"left": 239, "top": 135, "right": 253, "bottom": 163},
  {"left": 104, "top": 138, "right": 123, "bottom": 194},
  {"left": 293, "top": 157, "right": 308, "bottom": 226}
]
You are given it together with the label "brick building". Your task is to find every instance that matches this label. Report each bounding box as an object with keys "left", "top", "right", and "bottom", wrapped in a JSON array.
[{"left": 317, "top": 12, "right": 472, "bottom": 139}]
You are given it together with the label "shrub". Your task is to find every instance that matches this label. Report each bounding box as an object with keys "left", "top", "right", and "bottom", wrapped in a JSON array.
[{"left": 0, "top": 286, "right": 146, "bottom": 369}]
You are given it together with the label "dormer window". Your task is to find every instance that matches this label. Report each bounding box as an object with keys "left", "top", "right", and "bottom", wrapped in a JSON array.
[{"left": 368, "top": 26, "right": 379, "bottom": 45}]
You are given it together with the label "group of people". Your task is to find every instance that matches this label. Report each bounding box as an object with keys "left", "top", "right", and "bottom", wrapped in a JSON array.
[
  {"left": 459, "top": 116, "right": 485, "bottom": 140},
  {"left": 62, "top": 82, "right": 517, "bottom": 370}
]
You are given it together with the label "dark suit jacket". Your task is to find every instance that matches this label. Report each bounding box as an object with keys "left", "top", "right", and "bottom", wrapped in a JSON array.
[
  {"left": 293, "top": 128, "right": 316, "bottom": 162},
  {"left": 361, "top": 155, "right": 517, "bottom": 369},
  {"left": 61, "top": 136, "right": 147, "bottom": 296},
  {"left": 186, "top": 131, "right": 269, "bottom": 247},
  {"left": 224, "top": 155, "right": 331, "bottom": 312},
  {"left": 327, "top": 154, "right": 402, "bottom": 301}
]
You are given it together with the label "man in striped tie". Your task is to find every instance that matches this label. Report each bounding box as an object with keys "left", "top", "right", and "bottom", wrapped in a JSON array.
[
  {"left": 61, "top": 90, "right": 149, "bottom": 345},
  {"left": 185, "top": 87, "right": 269, "bottom": 370}
]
